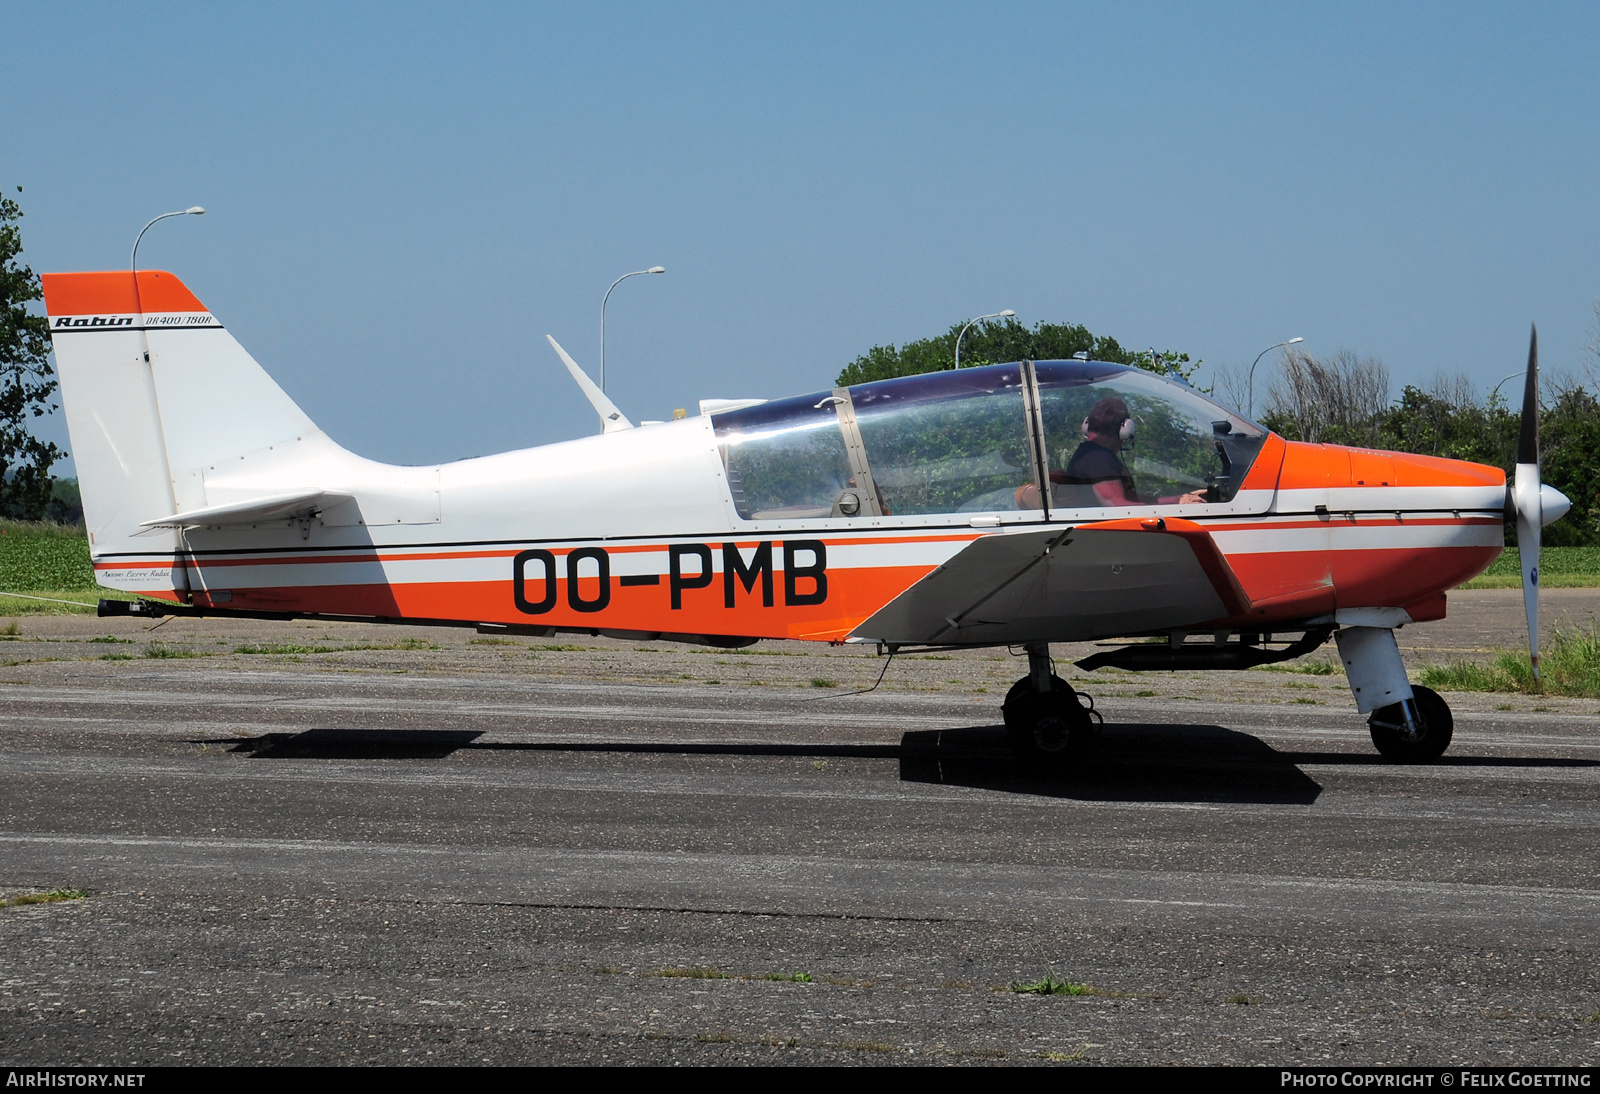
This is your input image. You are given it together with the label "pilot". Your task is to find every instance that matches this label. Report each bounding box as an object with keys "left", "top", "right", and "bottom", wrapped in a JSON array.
[{"left": 1017, "top": 396, "right": 1207, "bottom": 508}]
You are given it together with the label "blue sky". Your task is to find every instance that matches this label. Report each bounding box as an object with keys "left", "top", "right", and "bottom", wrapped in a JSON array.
[{"left": 5, "top": 2, "right": 1598, "bottom": 473}]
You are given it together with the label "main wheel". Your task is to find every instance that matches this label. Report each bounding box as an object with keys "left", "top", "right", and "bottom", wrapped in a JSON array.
[
  {"left": 1368, "top": 684, "right": 1453, "bottom": 763},
  {"left": 1003, "top": 675, "right": 1095, "bottom": 765}
]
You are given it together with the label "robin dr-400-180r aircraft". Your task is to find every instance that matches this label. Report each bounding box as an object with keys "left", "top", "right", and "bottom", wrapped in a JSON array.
[{"left": 41, "top": 269, "right": 1573, "bottom": 766}]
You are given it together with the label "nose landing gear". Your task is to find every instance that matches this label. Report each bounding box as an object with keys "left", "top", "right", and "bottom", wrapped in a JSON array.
[{"left": 1002, "top": 643, "right": 1100, "bottom": 765}]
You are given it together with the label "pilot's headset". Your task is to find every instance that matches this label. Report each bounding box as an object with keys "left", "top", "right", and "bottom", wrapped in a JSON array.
[{"left": 1080, "top": 412, "right": 1136, "bottom": 449}]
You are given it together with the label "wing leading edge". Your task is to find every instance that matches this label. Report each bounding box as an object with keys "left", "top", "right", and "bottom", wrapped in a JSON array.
[{"left": 853, "top": 517, "right": 1251, "bottom": 645}]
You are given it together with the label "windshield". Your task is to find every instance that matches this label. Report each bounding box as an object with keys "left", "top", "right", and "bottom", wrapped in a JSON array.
[
  {"left": 847, "top": 364, "right": 1035, "bottom": 515},
  {"left": 1032, "top": 361, "right": 1266, "bottom": 508}
]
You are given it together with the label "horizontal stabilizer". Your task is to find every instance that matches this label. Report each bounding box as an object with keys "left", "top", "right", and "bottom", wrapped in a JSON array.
[
  {"left": 139, "top": 490, "right": 354, "bottom": 529},
  {"left": 545, "top": 335, "right": 633, "bottom": 434}
]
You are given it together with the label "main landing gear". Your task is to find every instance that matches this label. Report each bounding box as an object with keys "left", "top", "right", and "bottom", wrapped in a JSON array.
[{"left": 1002, "top": 642, "right": 1101, "bottom": 766}]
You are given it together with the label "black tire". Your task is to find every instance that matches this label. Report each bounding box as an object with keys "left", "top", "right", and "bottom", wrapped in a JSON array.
[
  {"left": 1003, "top": 675, "right": 1095, "bottom": 765},
  {"left": 1368, "top": 684, "right": 1453, "bottom": 763}
]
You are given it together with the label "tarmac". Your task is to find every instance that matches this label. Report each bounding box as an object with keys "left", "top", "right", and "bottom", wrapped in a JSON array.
[{"left": 0, "top": 589, "right": 1597, "bottom": 1065}]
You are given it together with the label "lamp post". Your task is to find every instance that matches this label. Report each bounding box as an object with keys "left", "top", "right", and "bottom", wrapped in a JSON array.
[
  {"left": 1246, "top": 336, "right": 1303, "bottom": 417},
  {"left": 601, "top": 266, "right": 666, "bottom": 393},
  {"left": 954, "top": 310, "right": 1015, "bottom": 369},
  {"left": 1489, "top": 371, "right": 1525, "bottom": 402},
  {"left": 131, "top": 207, "right": 205, "bottom": 272}
]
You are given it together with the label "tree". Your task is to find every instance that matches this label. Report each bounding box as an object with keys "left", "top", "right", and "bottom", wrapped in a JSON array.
[
  {"left": 1260, "top": 348, "right": 1390, "bottom": 448},
  {"left": 0, "top": 185, "right": 62, "bottom": 520},
  {"left": 836, "top": 316, "right": 1198, "bottom": 387}
]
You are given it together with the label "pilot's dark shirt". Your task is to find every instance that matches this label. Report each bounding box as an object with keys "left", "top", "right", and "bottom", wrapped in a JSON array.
[{"left": 1060, "top": 441, "right": 1139, "bottom": 505}]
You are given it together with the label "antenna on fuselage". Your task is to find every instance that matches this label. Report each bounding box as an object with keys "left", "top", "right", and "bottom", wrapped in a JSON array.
[{"left": 546, "top": 335, "right": 635, "bottom": 434}]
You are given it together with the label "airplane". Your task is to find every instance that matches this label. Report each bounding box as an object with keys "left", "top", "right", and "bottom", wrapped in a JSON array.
[{"left": 39, "top": 268, "right": 1572, "bottom": 767}]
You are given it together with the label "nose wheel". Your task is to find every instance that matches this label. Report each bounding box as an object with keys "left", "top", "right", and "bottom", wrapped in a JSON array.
[{"left": 1368, "top": 684, "right": 1454, "bottom": 763}]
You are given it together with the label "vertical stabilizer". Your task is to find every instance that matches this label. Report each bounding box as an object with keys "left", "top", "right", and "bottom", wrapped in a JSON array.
[{"left": 41, "top": 270, "right": 329, "bottom": 560}]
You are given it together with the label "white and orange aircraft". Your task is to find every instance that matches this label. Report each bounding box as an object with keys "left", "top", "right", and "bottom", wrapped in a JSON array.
[{"left": 40, "top": 268, "right": 1572, "bottom": 766}]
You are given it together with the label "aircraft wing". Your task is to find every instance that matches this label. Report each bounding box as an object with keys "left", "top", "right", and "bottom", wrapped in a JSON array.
[
  {"left": 854, "top": 517, "right": 1252, "bottom": 645},
  {"left": 139, "top": 490, "right": 355, "bottom": 529}
]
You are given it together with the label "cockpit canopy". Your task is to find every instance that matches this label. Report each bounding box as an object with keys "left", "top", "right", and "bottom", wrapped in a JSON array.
[{"left": 713, "top": 361, "right": 1267, "bottom": 520}]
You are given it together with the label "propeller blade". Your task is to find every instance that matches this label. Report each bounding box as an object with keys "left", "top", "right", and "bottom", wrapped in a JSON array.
[{"left": 1512, "top": 324, "right": 1541, "bottom": 681}]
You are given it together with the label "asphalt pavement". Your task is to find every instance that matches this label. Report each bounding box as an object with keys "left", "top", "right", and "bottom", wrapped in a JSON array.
[{"left": 1, "top": 594, "right": 1597, "bottom": 1065}]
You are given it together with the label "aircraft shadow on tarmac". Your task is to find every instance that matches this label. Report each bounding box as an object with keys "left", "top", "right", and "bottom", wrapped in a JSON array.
[
  {"left": 198, "top": 722, "right": 1321, "bottom": 805},
  {"left": 897, "top": 724, "right": 1326, "bottom": 805},
  {"left": 196, "top": 724, "right": 1599, "bottom": 807}
]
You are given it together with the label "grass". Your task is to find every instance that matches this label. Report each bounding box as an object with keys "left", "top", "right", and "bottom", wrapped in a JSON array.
[
  {"left": 1419, "top": 623, "right": 1600, "bottom": 698},
  {"left": 649, "top": 967, "right": 812, "bottom": 983},
  {"left": 145, "top": 644, "right": 206, "bottom": 659},
  {"left": 1254, "top": 660, "right": 1342, "bottom": 675},
  {"left": 809, "top": 677, "right": 837, "bottom": 688},
  {"left": 1463, "top": 547, "right": 1600, "bottom": 589},
  {"left": 1040, "top": 1046, "right": 1091, "bottom": 1062},
  {"left": 1011, "top": 974, "right": 1093, "bottom": 996},
  {"left": 233, "top": 638, "right": 439, "bottom": 655},
  {"left": 1, "top": 888, "right": 88, "bottom": 909},
  {"left": 1226, "top": 993, "right": 1262, "bottom": 1005}
]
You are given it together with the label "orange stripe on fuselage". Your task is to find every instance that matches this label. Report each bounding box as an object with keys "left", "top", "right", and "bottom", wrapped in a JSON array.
[{"left": 183, "top": 564, "right": 940, "bottom": 642}]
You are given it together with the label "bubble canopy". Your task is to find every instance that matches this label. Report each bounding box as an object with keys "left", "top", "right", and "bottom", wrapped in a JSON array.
[{"left": 712, "top": 362, "right": 1267, "bottom": 520}]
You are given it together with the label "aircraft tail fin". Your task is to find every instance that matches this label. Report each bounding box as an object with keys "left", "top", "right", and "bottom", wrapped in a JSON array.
[{"left": 40, "top": 270, "right": 336, "bottom": 557}]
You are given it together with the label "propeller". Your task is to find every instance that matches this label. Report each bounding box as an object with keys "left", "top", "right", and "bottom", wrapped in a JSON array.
[{"left": 1508, "top": 325, "right": 1573, "bottom": 682}]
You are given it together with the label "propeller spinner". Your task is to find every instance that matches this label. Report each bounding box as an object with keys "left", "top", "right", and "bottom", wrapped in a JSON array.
[{"left": 1508, "top": 325, "right": 1573, "bottom": 681}]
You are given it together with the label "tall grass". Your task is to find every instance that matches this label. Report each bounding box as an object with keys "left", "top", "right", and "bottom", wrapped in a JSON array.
[{"left": 1419, "top": 624, "right": 1600, "bottom": 698}]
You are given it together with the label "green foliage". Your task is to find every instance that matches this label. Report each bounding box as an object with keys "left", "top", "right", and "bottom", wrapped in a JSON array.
[
  {"left": 836, "top": 317, "right": 1196, "bottom": 386},
  {"left": 0, "top": 524, "right": 96, "bottom": 588},
  {"left": 1, "top": 889, "right": 88, "bottom": 909},
  {"left": 1418, "top": 624, "right": 1600, "bottom": 698},
  {"left": 1539, "top": 389, "right": 1600, "bottom": 546},
  {"left": 1481, "top": 548, "right": 1600, "bottom": 577},
  {"left": 0, "top": 187, "right": 63, "bottom": 520},
  {"left": 1011, "top": 974, "right": 1094, "bottom": 996},
  {"left": 47, "top": 478, "right": 82, "bottom": 525}
]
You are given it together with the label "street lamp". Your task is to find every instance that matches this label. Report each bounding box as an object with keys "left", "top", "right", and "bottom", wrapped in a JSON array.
[
  {"left": 1246, "top": 336, "right": 1303, "bottom": 417},
  {"left": 1489, "top": 370, "right": 1525, "bottom": 402},
  {"left": 954, "top": 310, "right": 1015, "bottom": 369},
  {"left": 601, "top": 266, "right": 666, "bottom": 393},
  {"left": 131, "top": 207, "right": 205, "bottom": 272}
]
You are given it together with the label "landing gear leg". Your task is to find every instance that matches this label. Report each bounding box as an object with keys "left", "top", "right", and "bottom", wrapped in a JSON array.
[
  {"left": 1336, "top": 626, "right": 1454, "bottom": 763},
  {"left": 1003, "top": 642, "right": 1095, "bottom": 766}
]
